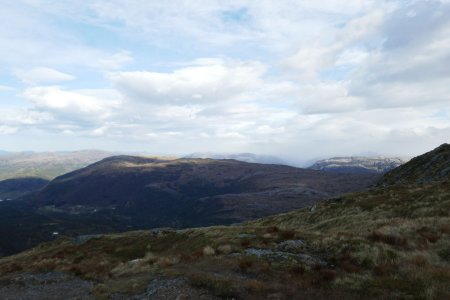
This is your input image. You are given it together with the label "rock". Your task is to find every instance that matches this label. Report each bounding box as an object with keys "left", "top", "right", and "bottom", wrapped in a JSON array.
[
  {"left": 72, "top": 234, "right": 103, "bottom": 245},
  {"left": 276, "top": 240, "right": 308, "bottom": 253},
  {"left": 238, "top": 233, "right": 256, "bottom": 238},
  {"left": 243, "top": 248, "right": 326, "bottom": 266}
]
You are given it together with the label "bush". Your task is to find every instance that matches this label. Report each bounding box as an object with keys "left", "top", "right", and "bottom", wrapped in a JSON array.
[
  {"left": 244, "top": 279, "right": 266, "bottom": 293},
  {"left": 279, "top": 229, "right": 296, "bottom": 240},
  {"left": 368, "top": 231, "right": 407, "bottom": 247},
  {"left": 319, "top": 269, "right": 337, "bottom": 282}
]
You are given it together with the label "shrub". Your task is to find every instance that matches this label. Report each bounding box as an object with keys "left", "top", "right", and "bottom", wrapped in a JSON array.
[
  {"left": 319, "top": 269, "right": 337, "bottom": 282},
  {"left": 266, "top": 226, "right": 279, "bottom": 233},
  {"left": 412, "top": 254, "right": 428, "bottom": 267},
  {"left": 238, "top": 257, "right": 253, "bottom": 272},
  {"left": 368, "top": 231, "right": 407, "bottom": 247},
  {"left": 290, "top": 264, "right": 306, "bottom": 275},
  {"left": 279, "top": 229, "right": 296, "bottom": 240},
  {"left": 241, "top": 239, "right": 251, "bottom": 248},
  {"left": 259, "top": 262, "right": 271, "bottom": 274},
  {"left": 244, "top": 279, "right": 266, "bottom": 293}
]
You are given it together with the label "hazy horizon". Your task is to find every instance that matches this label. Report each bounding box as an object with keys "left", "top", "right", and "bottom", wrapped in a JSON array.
[{"left": 1, "top": 1, "right": 449, "bottom": 161}]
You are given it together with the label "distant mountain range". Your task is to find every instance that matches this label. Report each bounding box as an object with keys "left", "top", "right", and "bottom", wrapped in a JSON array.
[
  {"left": 184, "top": 152, "right": 287, "bottom": 165},
  {"left": 0, "top": 150, "right": 114, "bottom": 180},
  {"left": 308, "top": 156, "right": 408, "bottom": 174}
]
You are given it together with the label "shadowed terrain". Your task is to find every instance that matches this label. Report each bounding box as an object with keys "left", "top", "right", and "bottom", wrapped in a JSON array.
[
  {"left": 0, "top": 157, "right": 377, "bottom": 257},
  {"left": 0, "top": 177, "right": 49, "bottom": 200}
]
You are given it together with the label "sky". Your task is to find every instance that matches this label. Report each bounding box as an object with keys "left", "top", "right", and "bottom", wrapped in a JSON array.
[{"left": 0, "top": 0, "right": 449, "bottom": 163}]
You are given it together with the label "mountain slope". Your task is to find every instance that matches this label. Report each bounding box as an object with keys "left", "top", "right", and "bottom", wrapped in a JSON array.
[
  {"left": 0, "top": 145, "right": 447, "bottom": 299},
  {"left": 309, "top": 156, "right": 406, "bottom": 174},
  {"left": 380, "top": 143, "right": 450, "bottom": 186},
  {"left": 0, "top": 157, "right": 377, "bottom": 257},
  {"left": 26, "top": 156, "right": 378, "bottom": 227},
  {"left": 0, "top": 177, "right": 49, "bottom": 200}
]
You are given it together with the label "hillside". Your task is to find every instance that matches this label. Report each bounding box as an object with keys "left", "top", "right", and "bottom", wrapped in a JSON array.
[
  {"left": 0, "top": 145, "right": 448, "bottom": 299},
  {"left": 0, "top": 150, "right": 113, "bottom": 180},
  {"left": 0, "top": 157, "right": 376, "bottom": 257},
  {"left": 0, "top": 177, "right": 49, "bottom": 200},
  {"left": 29, "top": 156, "right": 376, "bottom": 222},
  {"left": 379, "top": 143, "right": 450, "bottom": 186},
  {"left": 309, "top": 156, "right": 406, "bottom": 174}
]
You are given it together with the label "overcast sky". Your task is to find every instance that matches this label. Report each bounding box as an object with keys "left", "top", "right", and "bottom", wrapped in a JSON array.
[{"left": 0, "top": 0, "right": 449, "bottom": 162}]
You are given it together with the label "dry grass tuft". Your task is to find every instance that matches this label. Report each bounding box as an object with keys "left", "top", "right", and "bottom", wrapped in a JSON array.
[
  {"left": 203, "top": 246, "right": 215, "bottom": 256},
  {"left": 216, "top": 244, "right": 232, "bottom": 255}
]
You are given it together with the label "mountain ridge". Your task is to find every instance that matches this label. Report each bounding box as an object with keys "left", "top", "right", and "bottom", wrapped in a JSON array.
[
  {"left": 379, "top": 143, "right": 450, "bottom": 186},
  {"left": 309, "top": 156, "right": 407, "bottom": 174}
]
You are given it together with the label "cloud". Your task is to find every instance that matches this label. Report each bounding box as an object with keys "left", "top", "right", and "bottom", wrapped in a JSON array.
[
  {"left": 22, "top": 87, "right": 121, "bottom": 124},
  {"left": 1, "top": 1, "right": 450, "bottom": 159},
  {"left": 348, "top": 0, "right": 450, "bottom": 109},
  {"left": 15, "top": 67, "right": 75, "bottom": 85},
  {"left": 97, "top": 51, "right": 134, "bottom": 70},
  {"left": 0, "top": 125, "right": 18, "bottom": 135},
  {"left": 111, "top": 59, "right": 265, "bottom": 104}
]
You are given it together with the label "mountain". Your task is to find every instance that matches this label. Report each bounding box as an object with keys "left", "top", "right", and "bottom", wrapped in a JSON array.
[
  {"left": 0, "top": 156, "right": 377, "bottom": 256},
  {"left": 0, "top": 145, "right": 447, "bottom": 299},
  {"left": 28, "top": 156, "right": 376, "bottom": 224},
  {"left": 0, "top": 150, "right": 113, "bottom": 180},
  {"left": 309, "top": 156, "right": 407, "bottom": 174},
  {"left": 184, "top": 152, "right": 287, "bottom": 165},
  {"left": 379, "top": 143, "right": 450, "bottom": 186},
  {"left": 0, "top": 177, "right": 49, "bottom": 200}
]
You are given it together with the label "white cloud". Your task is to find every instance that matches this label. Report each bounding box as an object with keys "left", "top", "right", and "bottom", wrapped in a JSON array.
[
  {"left": 98, "top": 51, "right": 134, "bottom": 70},
  {"left": 0, "top": 125, "right": 18, "bottom": 135},
  {"left": 22, "top": 87, "right": 121, "bottom": 124},
  {"left": 111, "top": 59, "right": 265, "bottom": 104},
  {"left": 15, "top": 67, "right": 75, "bottom": 85}
]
